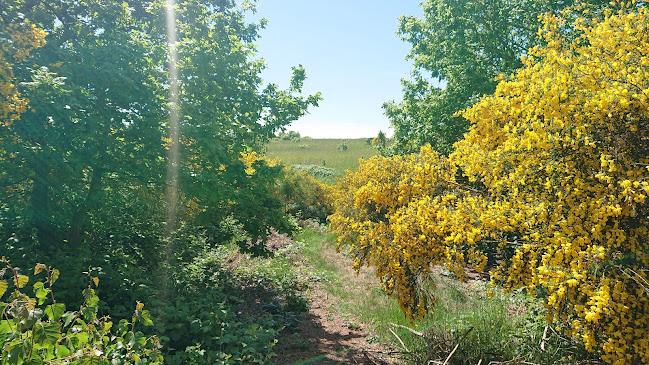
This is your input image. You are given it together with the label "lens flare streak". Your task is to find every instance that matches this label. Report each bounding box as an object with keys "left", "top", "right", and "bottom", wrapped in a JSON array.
[{"left": 165, "top": 0, "right": 180, "bottom": 241}]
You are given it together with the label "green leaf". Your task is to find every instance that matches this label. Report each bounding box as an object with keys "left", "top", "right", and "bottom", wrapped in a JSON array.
[
  {"left": 134, "top": 333, "right": 147, "bottom": 348},
  {"left": 24, "top": 308, "right": 43, "bottom": 328},
  {"left": 62, "top": 312, "right": 76, "bottom": 328},
  {"left": 6, "top": 340, "right": 23, "bottom": 365},
  {"left": 34, "top": 264, "right": 47, "bottom": 275},
  {"left": 33, "top": 322, "right": 61, "bottom": 345},
  {"left": 0, "top": 320, "right": 13, "bottom": 333},
  {"left": 56, "top": 345, "right": 71, "bottom": 358},
  {"left": 0, "top": 280, "right": 7, "bottom": 297},
  {"left": 14, "top": 275, "right": 29, "bottom": 289},
  {"left": 138, "top": 310, "right": 154, "bottom": 326},
  {"left": 33, "top": 282, "right": 50, "bottom": 305},
  {"left": 73, "top": 331, "right": 90, "bottom": 347},
  {"left": 117, "top": 319, "right": 129, "bottom": 333},
  {"left": 44, "top": 303, "right": 66, "bottom": 321},
  {"left": 50, "top": 270, "right": 60, "bottom": 285},
  {"left": 83, "top": 289, "right": 99, "bottom": 307}
]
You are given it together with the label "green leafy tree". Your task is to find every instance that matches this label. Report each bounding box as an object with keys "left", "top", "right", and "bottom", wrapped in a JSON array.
[
  {"left": 0, "top": 0, "right": 320, "bottom": 312},
  {"left": 0, "top": 1, "right": 320, "bottom": 361},
  {"left": 0, "top": 0, "right": 319, "bottom": 256},
  {"left": 278, "top": 130, "right": 302, "bottom": 140},
  {"left": 371, "top": 130, "right": 387, "bottom": 148},
  {"left": 1, "top": 0, "right": 166, "bottom": 255},
  {"left": 164, "top": 0, "right": 321, "bottom": 251},
  {"left": 384, "top": 0, "right": 608, "bottom": 155}
]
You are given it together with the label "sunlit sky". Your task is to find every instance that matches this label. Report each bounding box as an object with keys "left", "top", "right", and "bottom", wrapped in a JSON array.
[{"left": 248, "top": 1, "right": 423, "bottom": 139}]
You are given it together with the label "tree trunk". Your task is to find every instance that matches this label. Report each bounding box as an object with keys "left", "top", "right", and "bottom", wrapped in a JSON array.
[
  {"left": 31, "top": 172, "right": 53, "bottom": 251},
  {"left": 68, "top": 168, "right": 103, "bottom": 249}
]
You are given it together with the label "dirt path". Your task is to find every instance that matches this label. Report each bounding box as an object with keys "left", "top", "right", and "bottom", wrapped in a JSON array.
[{"left": 273, "top": 238, "right": 401, "bottom": 364}]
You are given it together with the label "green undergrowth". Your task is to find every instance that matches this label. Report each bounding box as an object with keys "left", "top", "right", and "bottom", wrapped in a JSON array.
[
  {"left": 3, "top": 226, "right": 597, "bottom": 365},
  {"left": 295, "top": 228, "right": 597, "bottom": 364},
  {"left": 0, "top": 259, "right": 163, "bottom": 365},
  {"left": 290, "top": 164, "right": 338, "bottom": 183},
  {"left": 157, "top": 236, "right": 317, "bottom": 364},
  {"left": 0, "top": 229, "right": 317, "bottom": 365}
]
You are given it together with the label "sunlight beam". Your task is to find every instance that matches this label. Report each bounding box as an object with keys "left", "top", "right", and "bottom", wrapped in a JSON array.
[{"left": 165, "top": 0, "right": 180, "bottom": 243}]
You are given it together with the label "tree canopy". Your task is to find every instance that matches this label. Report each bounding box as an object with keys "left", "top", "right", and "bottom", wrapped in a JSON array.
[
  {"left": 385, "top": 0, "right": 608, "bottom": 155},
  {"left": 0, "top": 0, "right": 320, "bottom": 285}
]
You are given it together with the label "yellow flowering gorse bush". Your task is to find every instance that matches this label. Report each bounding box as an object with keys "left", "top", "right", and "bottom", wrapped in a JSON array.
[
  {"left": 329, "top": 146, "right": 488, "bottom": 318},
  {"left": 330, "top": 3, "right": 649, "bottom": 363},
  {"left": 275, "top": 166, "right": 333, "bottom": 223}
]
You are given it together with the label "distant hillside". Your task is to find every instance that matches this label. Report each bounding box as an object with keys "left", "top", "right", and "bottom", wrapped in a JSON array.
[{"left": 266, "top": 138, "right": 379, "bottom": 183}]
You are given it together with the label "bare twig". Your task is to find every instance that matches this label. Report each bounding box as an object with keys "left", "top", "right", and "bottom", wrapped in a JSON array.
[
  {"left": 388, "top": 327, "right": 425, "bottom": 363},
  {"left": 540, "top": 325, "right": 549, "bottom": 352},
  {"left": 363, "top": 349, "right": 412, "bottom": 355},
  {"left": 362, "top": 351, "right": 380, "bottom": 365},
  {"left": 389, "top": 328, "right": 410, "bottom": 353},
  {"left": 390, "top": 322, "right": 433, "bottom": 351},
  {"left": 390, "top": 322, "right": 423, "bottom": 337},
  {"left": 618, "top": 266, "right": 649, "bottom": 296},
  {"left": 443, "top": 326, "right": 474, "bottom": 365}
]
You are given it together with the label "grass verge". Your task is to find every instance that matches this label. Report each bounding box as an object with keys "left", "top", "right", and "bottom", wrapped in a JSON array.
[{"left": 294, "top": 228, "right": 599, "bottom": 364}]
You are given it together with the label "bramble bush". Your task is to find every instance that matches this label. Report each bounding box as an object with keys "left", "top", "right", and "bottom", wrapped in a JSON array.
[
  {"left": 156, "top": 235, "right": 312, "bottom": 364},
  {"left": 330, "top": 3, "right": 649, "bottom": 363},
  {"left": 154, "top": 279, "right": 280, "bottom": 365}
]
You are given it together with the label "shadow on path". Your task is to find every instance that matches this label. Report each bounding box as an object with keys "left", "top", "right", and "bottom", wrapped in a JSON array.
[{"left": 274, "top": 280, "right": 397, "bottom": 365}]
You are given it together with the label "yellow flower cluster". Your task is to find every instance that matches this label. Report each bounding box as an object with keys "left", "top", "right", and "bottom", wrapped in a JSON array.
[
  {"left": 329, "top": 145, "right": 489, "bottom": 319},
  {"left": 456, "top": 4, "right": 649, "bottom": 362},
  {"left": 240, "top": 151, "right": 279, "bottom": 176},
  {"left": 0, "top": 23, "right": 47, "bottom": 126},
  {"left": 330, "top": 3, "right": 649, "bottom": 363}
]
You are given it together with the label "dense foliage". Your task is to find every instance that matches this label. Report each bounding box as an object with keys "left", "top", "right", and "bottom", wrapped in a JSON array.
[
  {"left": 1, "top": 0, "right": 319, "bottom": 255},
  {"left": 331, "top": 3, "right": 649, "bottom": 363},
  {"left": 384, "top": 0, "right": 608, "bottom": 155},
  {"left": 0, "top": 21, "right": 46, "bottom": 125},
  {"left": 1, "top": 0, "right": 320, "bottom": 363},
  {"left": 275, "top": 166, "right": 332, "bottom": 223},
  {"left": 0, "top": 259, "right": 163, "bottom": 364}
]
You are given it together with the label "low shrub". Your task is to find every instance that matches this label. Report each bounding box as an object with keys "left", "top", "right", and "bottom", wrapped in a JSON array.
[
  {"left": 155, "top": 290, "right": 280, "bottom": 365},
  {"left": 290, "top": 164, "right": 338, "bottom": 180},
  {"left": 277, "top": 167, "right": 333, "bottom": 223},
  {"left": 0, "top": 258, "right": 163, "bottom": 364},
  {"left": 155, "top": 240, "right": 312, "bottom": 364}
]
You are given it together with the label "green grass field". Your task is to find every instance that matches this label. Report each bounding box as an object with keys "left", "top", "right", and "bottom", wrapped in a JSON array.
[{"left": 266, "top": 138, "right": 378, "bottom": 182}]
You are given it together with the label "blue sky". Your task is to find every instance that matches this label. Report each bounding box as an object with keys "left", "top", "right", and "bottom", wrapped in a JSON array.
[{"left": 248, "top": 1, "right": 423, "bottom": 139}]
